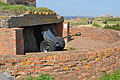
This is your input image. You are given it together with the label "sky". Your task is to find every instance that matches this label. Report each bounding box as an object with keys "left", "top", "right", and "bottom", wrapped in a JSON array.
[{"left": 36, "top": 0, "right": 120, "bottom": 17}]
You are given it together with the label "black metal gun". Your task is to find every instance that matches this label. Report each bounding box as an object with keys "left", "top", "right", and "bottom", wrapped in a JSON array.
[{"left": 40, "top": 29, "right": 81, "bottom": 52}]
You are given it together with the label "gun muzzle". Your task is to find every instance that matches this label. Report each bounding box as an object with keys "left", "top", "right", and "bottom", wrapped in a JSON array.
[{"left": 63, "top": 32, "right": 81, "bottom": 39}]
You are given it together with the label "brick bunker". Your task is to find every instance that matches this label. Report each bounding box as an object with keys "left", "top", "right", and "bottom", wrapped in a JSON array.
[
  {"left": 0, "top": 1, "right": 120, "bottom": 80},
  {"left": 0, "top": 18, "right": 120, "bottom": 80},
  {"left": 0, "top": 14, "right": 64, "bottom": 54},
  {"left": 0, "top": 1, "right": 65, "bottom": 55}
]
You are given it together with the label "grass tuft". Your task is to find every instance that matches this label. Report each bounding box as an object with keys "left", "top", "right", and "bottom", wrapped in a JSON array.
[
  {"left": 24, "top": 73, "right": 55, "bottom": 80},
  {"left": 92, "top": 23, "right": 102, "bottom": 28},
  {"left": 98, "top": 70, "right": 120, "bottom": 80},
  {"left": 104, "top": 24, "right": 120, "bottom": 31}
]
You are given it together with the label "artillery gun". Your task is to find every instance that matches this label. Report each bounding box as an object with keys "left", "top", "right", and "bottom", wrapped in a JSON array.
[{"left": 40, "top": 29, "right": 81, "bottom": 52}]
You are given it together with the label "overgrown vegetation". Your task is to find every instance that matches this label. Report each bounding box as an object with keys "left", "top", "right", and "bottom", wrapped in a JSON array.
[
  {"left": 64, "top": 18, "right": 91, "bottom": 26},
  {"left": 70, "top": 21, "right": 88, "bottom": 25},
  {"left": 24, "top": 73, "right": 55, "bottom": 80},
  {"left": 108, "top": 17, "right": 120, "bottom": 21},
  {"left": 104, "top": 24, "right": 120, "bottom": 31},
  {"left": 94, "top": 17, "right": 113, "bottom": 21},
  {"left": 92, "top": 23, "right": 102, "bottom": 28},
  {"left": 107, "top": 21, "right": 120, "bottom": 24},
  {"left": 98, "top": 70, "right": 120, "bottom": 80},
  {"left": 94, "top": 17, "right": 120, "bottom": 25},
  {"left": 0, "top": 2, "right": 55, "bottom": 13}
]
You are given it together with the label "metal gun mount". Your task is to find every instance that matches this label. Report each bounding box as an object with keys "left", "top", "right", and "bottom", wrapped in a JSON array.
[{"left": 63, "top": 32, "right": 81, "bottom": 39}]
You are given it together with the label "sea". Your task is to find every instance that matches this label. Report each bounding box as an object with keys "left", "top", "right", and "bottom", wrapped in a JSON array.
[{"left": 63, "top": 16, "right": 94, "bottom": 19}]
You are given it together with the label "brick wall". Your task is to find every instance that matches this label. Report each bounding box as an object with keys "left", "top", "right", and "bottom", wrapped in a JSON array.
[
  {"left": 0, "top": 46, "right": 120, "bottom": 80},
  {"left": 56, "top": 22, "right": 63, "bottom": 37},
  {"left": 63, "top": 22, "right": 70, "bottom": 43},
  {"left": 0, "top": 28, "right": 24, "bottom": 55}
]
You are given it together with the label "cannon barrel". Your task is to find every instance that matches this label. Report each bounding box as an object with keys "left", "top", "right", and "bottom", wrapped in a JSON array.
[{"left": 63, "top": 32, "right": 81, "bottom": 39}]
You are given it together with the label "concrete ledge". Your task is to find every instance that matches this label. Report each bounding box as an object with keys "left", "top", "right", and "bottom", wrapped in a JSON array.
[{"left": 0, "top": 15, "right": 64, "bottom": 28}]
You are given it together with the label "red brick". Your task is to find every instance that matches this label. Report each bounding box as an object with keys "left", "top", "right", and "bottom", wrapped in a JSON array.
[
  {"left": 35, "top": 69, "right": 41, "bottom": 72},
  {"left": 35, "top": 68, "right": 52, "bottom": 72},
  {"left": 5, "top": 63, "right": 13, "bottom": 67},
  {"left": 3, "top": 59, "right": 15, "bottom": 63},
  {"left": 15, "top": 58, "right": 27, "bottom": 62},
  {"left": 28, "top": 69, "right": 35, "bottom": 73},
  {"left": 0, "top": 28, "right": 24, "bottom": 55},
  {"left": 45, "top": 56, "right": 54, "bottom": 60},
  {"left": 9, "top": 67, "right": 21, "bottom": 70},
  {"left": 17, "top": 70, "right": 27, "bottom": 74},
  {"left": 27, "top": 57, "right": 37, "bottom": 61},
  {"left": 40, "top": 68, "right": 52, "bottom": 72},
  {"left": 31, "top": 61, "right": 46, "bottom": 65},
  {"left": 31, "top": 66, "right": 43, "bottom": 69}
]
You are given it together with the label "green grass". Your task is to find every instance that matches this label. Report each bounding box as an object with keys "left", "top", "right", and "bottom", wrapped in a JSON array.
[
  {"left": 0, "top": 2, "right": 55, "bottom": 14},
  {"left": 71, "top": 21, "right": 88, "bottom": 25},
  {"left": 65, "top": 19, "right": 88, "bottom": 26},
  {"left": 98, "top": 70, "right": 120, "bottom": 80},
  {"left": 107, "top": 21, "right": 120, "bottom": 24},
  {"left": 104, "top": 24, "right": 120, "bottom": 31},
  {"left": 92, "top": 23, "right": 102, "bottom": 28},
  {"left": 24, "top": 73, "right": 55, "bottom": 80}
]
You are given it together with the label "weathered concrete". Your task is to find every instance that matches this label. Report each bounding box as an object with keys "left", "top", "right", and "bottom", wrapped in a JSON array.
[
  {"left": 0, "top": 0, "right": 36, "bottom": 7},
  {"left": 0, "top": 71, "right": 14, "bottom": 80},
  {"left": 0, "top": 15, "right": 64, "bottom": 28}
]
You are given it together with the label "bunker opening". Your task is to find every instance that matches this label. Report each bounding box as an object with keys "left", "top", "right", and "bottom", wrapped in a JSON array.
[{"left": 22, "top": 23, "right": 65, "bottom": 53}]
